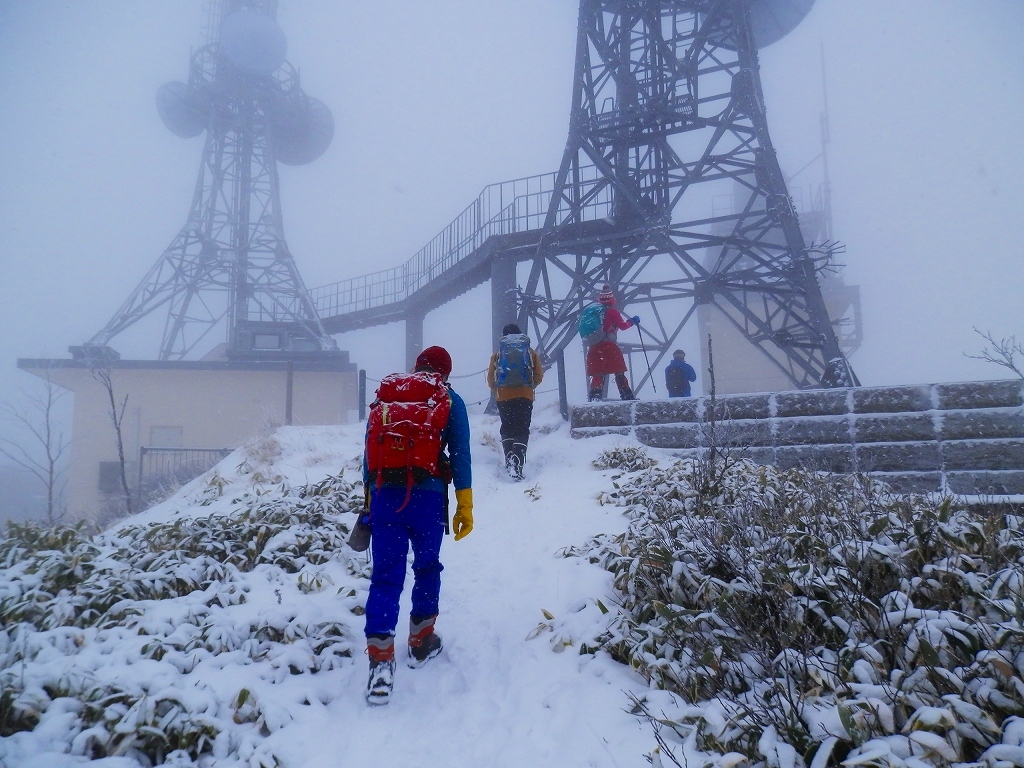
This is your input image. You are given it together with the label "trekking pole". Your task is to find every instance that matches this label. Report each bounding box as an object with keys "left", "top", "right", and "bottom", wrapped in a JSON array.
[{"left": 636, "top": 322, "right": 657, "bottom": 393}]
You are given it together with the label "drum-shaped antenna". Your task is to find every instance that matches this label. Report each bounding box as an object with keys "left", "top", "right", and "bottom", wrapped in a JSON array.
[
  {"left": 219, "top": 9, "right": 287, "bottom": 74},
  {"left": 273, "top": 97, "right": 335, "bottom": 166},
  {"left": 156, "top": 81, "right": 205, "bottom": 138},
  {"left": 750, "top": 0, "right": 816, "bottom": 48}
]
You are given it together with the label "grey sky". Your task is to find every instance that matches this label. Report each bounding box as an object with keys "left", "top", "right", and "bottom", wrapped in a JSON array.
[{"left": 1, "top": 1, "right": 1022, "bottom": 413}]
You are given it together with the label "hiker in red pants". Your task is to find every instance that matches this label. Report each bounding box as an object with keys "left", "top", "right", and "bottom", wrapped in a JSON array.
[{"left": 581, "top": 284, "right": 640, "bottom": 401}]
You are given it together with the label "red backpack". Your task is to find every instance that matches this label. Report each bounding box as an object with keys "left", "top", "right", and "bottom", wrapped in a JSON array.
[{"left": 366, "top": 372, "right": 452, "bottom": 507}]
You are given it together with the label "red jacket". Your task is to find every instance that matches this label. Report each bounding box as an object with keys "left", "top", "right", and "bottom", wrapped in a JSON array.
[{"left": 600, "top": 306, "right": 633, "bottom": 343}]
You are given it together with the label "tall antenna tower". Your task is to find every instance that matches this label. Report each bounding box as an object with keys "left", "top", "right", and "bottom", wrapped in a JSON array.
[
  {"left": 518, "top": 0, "right": 858, "bottom": 390},
  {"left": 78, "top": 0, "right": 337, "bottom": 361},
  {"left": 304, "top": 0, "right": 859, "bottom": 402}
]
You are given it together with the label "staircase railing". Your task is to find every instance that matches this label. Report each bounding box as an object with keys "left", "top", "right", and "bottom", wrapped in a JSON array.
[{"left": 311, "top": 167, "right": 610, "bottom": 319}]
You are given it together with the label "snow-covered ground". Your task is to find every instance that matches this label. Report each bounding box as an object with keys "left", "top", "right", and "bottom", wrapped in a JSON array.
[{"left": 2, "top": 403, "right": 664, "bottom": 767}]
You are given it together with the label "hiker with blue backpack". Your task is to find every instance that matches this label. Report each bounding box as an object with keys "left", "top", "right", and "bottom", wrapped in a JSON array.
[
  {"left": 487, "top": 323, "right": 544, "bottom": 481},
  {"left": 579, "top": 284, "right": 640, "bottom": 402},
  {"left": 665, "top": 349, "right": 697, "bottom": 397}
]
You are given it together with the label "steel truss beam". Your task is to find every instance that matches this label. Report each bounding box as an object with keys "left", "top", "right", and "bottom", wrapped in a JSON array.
[{"left": 518, "top": 0, "right": 857, "bottom": 392}]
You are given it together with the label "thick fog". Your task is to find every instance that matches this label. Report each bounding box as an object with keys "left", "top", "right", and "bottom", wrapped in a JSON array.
[{"left": 1, "top": 1, "right": 1022, "bottom": 422}]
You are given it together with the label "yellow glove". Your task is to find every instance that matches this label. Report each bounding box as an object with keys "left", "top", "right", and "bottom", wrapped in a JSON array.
[{"left": 453, "top": 488, "right": 474, "bottom": 541}]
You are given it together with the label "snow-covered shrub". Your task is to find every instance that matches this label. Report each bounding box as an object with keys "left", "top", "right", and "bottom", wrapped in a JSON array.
[
  {"left": 0, "top": 473, "right": 366, "bottom": 767},
  {"left": 592, "top": 445, "right": 657, "bottom": 472},
  {"left": 573, "top": 458, "right": 1024, "bottom": 768}
]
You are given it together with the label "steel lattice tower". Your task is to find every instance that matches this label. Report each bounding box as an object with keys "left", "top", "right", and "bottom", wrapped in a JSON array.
[
  {"left": 515, "top": 0, "right": 858, "bottom": 390},
  {"left": 80, "top": 0, "right": 337, "bottom": 362}
]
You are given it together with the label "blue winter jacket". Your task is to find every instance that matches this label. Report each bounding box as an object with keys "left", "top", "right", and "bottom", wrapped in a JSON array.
[
  {"left": 665, "top": 360, "right": 697, "bottom": 397},
  {"left": 363, "top": 384, "right": 472, "bottom": 494}
]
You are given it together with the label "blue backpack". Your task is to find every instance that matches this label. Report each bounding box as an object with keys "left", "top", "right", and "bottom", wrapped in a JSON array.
[
  {"left": 495, "top": 334, "right": 534, "bottom": 388},
  {"left": 578, "top": 304, "right": 606, "bottom": 344}
]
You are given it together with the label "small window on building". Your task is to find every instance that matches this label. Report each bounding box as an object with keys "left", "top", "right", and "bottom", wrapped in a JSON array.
[
  {"left": 150, "top": 426, "right": 183, "bottom": 448},
  {"left": 98, "top": 461, "right": 122, "bottom": 493},
  {"left": 254, "top": 334, "right": 281, "bottom": 350}
]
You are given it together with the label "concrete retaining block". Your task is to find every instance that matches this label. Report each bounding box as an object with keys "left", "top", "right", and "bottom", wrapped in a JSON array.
[
  {"left": 856, "top": 442, "right": 942, "bottom": 472},
  {"left": 874, "top": 472, "right": 943, "bottom": 494},
  {"left": 713, "top": 419, "right": 773, "bottom": 447},
  {"left": 940, "top": 410, "right": 1024, "bottom": 441},
  {"left": 941, "top": 440, "right": 1024, "bottom": 471},
  {"left": 946, "top": 471, "right": 1024, "bottom": 496},
  {"left": 669, "top": 446, "right": 776, "bottom": 466},
  {"left": 733, "top": 446, "right": 776, "bottom": 465},
  {"left": 635, "top": 399, "right": 700, "bottom": 425},
  {"left": 716, "top": 394, "right": 771, "bottom": 421},
  {"left": 570, "top": 426, "right": 631, "bottom": 439},
  {"left": 936, "top": 380, "right": 1024, "bottom": 410},
  {"left": 775, "top": 417, "right": 850, "bottom": 446},
  {"left": 775, "top": 389, "right": 848, "bottom": 417},
  {"left": 636, "top": 424, "right": 702, "bottom": 449},
  {"left": 853, "top": 385, "right": 931, "bottom": 414},
  {"left": 775, "top": 444, "right": 855, "bottom": 473},
  {"left": 854, "top": 413, "right": 936, "bottom": 443},
  {"left": 571, "top": 402, "right": 633, "bottom": 429}
]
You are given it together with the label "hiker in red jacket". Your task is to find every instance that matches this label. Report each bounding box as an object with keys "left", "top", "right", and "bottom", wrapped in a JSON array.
[{"left": 585, "top": 284, "right": 639, "bottom": 401}]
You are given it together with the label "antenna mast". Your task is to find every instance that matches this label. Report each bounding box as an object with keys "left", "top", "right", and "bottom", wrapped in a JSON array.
[{"left": 80, "top": 1, "right": 336, "bottom": 361}]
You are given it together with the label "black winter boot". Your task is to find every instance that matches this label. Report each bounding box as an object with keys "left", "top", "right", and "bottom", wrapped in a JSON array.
[
  {"left": 507, "top": 442, "right": 527, "bottom": 481},
  {"left": 616, "top": 375, "right": 636, "bottom": 401},
  {"left": 588, "top": 388, "right": 603, "bottom": 402},
  {"left": 407, "top": 615, "right": 442, "bottom": 668},
  {"left": 366, "top": 635, "right": 396, "bottom": 705}
]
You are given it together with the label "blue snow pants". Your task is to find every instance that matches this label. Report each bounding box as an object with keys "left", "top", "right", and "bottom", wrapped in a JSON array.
[{"left": 364, "top": 485, "right": 446, "bottom": 638}]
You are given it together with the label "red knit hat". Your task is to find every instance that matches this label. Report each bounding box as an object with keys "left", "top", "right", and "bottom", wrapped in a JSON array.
[
  {"left": 598, "top": 284, "right": 615, "bottom": 305},
  {"left": 415, "top": 346, "right": 453, "bottom": 379}
]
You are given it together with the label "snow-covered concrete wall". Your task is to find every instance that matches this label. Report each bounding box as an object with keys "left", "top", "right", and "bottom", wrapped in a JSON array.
[{"left": 570, "top": 379, "right": 1024, "bottom": 495}]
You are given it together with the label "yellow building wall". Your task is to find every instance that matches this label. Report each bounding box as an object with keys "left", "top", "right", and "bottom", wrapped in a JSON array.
[
  {"left": 24, "top": 364, "right": 356, "bottom": 521},
  {"left": 696, "top": 277, "right": 860, "bottom": 396},
  {"left": 696, "top": 305, "right": 793, "bottom": 396}
]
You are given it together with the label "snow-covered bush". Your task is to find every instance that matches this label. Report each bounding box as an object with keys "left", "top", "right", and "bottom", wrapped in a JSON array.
[
  {"left": 572, "top": 458, "right": 1024, "bottom": 768},
  {"left": 592, "top": 445, "right": 657, "bottom": 472},
  {"left": 0, "top": 473, "right": 367, "bottom": 767}
]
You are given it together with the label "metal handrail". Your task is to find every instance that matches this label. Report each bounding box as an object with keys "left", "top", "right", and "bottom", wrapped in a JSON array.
[{"left": 311, "top": 167, "right": 611, "bottom": 319}]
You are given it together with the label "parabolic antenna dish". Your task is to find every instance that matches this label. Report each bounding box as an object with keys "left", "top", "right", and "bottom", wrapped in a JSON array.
[
  {"left": 274, "top": 97, "right": 335, "bottom": 166},
  {"left": 156, "top": 81, "right": 205, "bottom": 138},
  {"left": 750, "top": 0, "right": 816, "bottom": 48},
  {"left": 219, "top": 9, "right": 287, "bottom": 74}
]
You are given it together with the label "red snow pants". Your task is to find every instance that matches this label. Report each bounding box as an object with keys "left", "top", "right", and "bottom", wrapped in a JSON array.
[{"left": 586, "top": 341, "right": 627, "bottom": 376}]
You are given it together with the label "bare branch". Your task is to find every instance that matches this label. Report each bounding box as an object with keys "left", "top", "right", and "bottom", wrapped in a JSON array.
[
  {"left": 0, "top": 366, "right": 70, "bottom": 524},
  {"left": 966, "top": 327, "right": 1024, "bottom": 380},
  {"left": 90, "top": 365, "right": 134, "bottom": 517}
]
